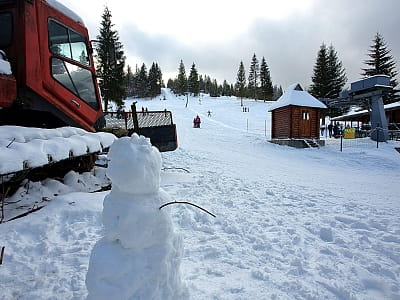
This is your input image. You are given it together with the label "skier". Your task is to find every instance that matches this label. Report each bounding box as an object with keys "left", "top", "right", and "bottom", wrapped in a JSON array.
[{"left": 193, "top": 115, "right": 201, "bottom": 128}]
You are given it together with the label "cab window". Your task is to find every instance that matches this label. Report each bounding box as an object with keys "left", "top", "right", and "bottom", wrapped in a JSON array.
[
  {"left": 48, "top": 19, "right": 90, "bottom": 66},
  {"left": 51, "top": 57, "right": 99, "bottom": 109},
  {"left": 0, "top": 12, "right": 13, "bottom": 48}
]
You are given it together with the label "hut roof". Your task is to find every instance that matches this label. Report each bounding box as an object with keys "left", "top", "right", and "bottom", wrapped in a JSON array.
[
  {"left": 331, "top": 100, "right": 400, "bottom": 121},
  {"left": 269, "top": 83, "right": 327, "bottom": 111}
]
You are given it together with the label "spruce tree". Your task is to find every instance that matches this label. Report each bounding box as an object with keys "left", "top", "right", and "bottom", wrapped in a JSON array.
[
  {"left": 248, "top": 53, "right": 259, "bottom": 100},
  {"left": 309, "top": 43, "right": 330, "bottom": 99},
  {"left": 209, "top": 79, "right": 219, "bottom": 97},
  {"left": 188, "top": 63, "right": 200, "bottom": 96},
  {"left": 148, "top": 62, "right": 162, "bottom": 98},
  {"left": 125, "top": 65, "right": 134, "bottom": 97},
  {"left": 327, "top": 45, "right": 347, "bottom": 99},
  {"left": 96, "top": 6, "right": 126, "bottom": 111},
  {"left": 176, "top": 60, "right": 187, "bottom": 95},
  {"left": 157, "top": 63, "right": 163, "bottom": 89},
  {"left": 309, "top": 43, "right": 347, "bottom": 117},
  {"left": 204, "top": 75, "right": 212, "bottom": 95},
  {"left": 362, "top": 32, "right": 398, "bottom": 104},
  {"left": 137, "top": 63, "right": 148, "bottom": 98},
  {"left": 272, "top": 85, "right": 283, "bottom": 101},
  {"left": 259, "top": 57, "right": 273, "bottom": 101},
  {"left": 235, "top": 61, "right": 246, "bottom": 106},
  {"left": 199, "top": 75, "right": 205, "bottom": 93},
  {"left": 222, "top": 80, "right": 231, "bottom": 96}
]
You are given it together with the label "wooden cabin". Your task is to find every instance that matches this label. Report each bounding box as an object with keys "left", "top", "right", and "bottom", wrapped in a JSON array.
[{"left": 269, "top": 83, "right": 327, "bottom": 147}]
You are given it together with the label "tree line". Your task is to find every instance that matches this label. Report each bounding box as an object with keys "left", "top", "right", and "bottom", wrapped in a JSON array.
[
  {"left": 167, "top": 56, "right": 283, "bottom": 102},
  {"left": 125, "top": 63, "right": 163, "bottom": 99},
  {"left": 95, "top": 7, "right": 398, "bottom": 116},
  {"left": 167, "top": 60, "right": 235, "bottom": 97}
]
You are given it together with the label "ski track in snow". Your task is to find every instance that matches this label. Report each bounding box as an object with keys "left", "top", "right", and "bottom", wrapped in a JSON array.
[
  {"left": 1, "top": 90, "right": 399, "bottom": 299},
  {"left": 162, "top": 146, "right": 400, "bottom": 300},
  {"left": 0, "top": 193, "right": 105, "bottom": 300}
]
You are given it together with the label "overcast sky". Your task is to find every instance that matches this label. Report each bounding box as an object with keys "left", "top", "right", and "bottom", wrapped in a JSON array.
[{"left": 60, "top": 0, "right": 400, "bottom": 90}]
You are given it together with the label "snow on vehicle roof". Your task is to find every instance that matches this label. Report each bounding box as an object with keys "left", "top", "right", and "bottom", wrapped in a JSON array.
[
  {"left": 46, "top": 0, "right": 85, "bottom": 25},
  {"left": 0, "top": 126, "right": 116, "bottom": 174},
  {"left": 0, "top": 50, "right": 12, "bottom": 75},
  {"left": 269, "top": 83, "right": 327, "bottom": 111}
]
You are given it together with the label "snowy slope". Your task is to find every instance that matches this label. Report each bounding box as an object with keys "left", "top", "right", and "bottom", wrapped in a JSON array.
[{"left": 1, "top": 89, "right": 400, "bottom": 299}]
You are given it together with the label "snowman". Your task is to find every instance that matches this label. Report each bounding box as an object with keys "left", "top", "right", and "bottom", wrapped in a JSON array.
[{"left": 86, "top": 134, "right": 188, "bottom": 300}]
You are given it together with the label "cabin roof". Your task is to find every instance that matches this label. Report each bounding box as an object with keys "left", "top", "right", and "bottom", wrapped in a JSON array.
[{"left": 269, "top": 83, "right": 327, "bottom": 111}]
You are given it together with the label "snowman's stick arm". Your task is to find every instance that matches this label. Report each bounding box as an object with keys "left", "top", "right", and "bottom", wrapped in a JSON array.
[{"left": 159, "top": 201, "right": 216, "bottom": 218}]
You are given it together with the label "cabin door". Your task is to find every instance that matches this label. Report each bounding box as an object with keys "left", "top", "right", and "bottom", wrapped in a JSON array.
[{"left": 300, "top": 110, "right": 311, "bottom": 137}]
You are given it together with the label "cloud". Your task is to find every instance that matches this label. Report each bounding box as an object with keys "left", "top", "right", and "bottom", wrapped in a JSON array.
[
  {"left": 62, "top": 0, "right": 400, "bottom": 91},
  {"left": 119, "top": 0, "right": 399, "bottom": 91}
]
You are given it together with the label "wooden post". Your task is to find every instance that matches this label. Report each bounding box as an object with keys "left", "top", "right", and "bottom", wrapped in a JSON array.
[
  {"left": 340, "top": 134, "right": 343, "bottom": 152},
  {"left": 131, "top": 102, "right": 140, "bottom": 135},
  {"left": 0, "top": 246, "right": 4, "bottom": 264},
  {"left": 265, "top": 120, "right": 267, "bottom": 136}
]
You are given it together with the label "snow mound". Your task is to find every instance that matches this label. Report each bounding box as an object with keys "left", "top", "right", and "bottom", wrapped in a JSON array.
[{"left": 0, "top": 126, "right": 116, "bottom": 174}]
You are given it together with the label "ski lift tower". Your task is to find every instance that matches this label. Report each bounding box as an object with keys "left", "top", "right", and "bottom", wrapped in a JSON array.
[{"left": 339, "top": 75, "right": 393, "bottom": 142}]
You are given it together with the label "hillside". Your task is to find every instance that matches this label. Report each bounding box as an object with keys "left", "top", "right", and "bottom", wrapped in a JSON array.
[{"left": 1, "top": 89, "right": 400, "bottom": 299}]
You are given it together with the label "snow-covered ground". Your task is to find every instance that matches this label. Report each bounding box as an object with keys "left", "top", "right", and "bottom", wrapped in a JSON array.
[{"left": 1, "top": 88, "right": 400, "bottom": 299}]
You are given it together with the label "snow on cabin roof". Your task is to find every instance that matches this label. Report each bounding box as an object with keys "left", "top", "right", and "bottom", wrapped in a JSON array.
[
  {"left": 268, "top": 83, "right": 327, "bottom": 111},
  {"left": 46, "top": 0, "right": 85, "bottom": 25}
]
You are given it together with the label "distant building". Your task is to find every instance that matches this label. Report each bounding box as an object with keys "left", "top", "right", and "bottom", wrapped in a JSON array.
[
  {"left": 331, "top": 101, "right": 400, "bottom": 125},
  {"left": 269, "top": 83, "right": 327, "bottom": 148}
]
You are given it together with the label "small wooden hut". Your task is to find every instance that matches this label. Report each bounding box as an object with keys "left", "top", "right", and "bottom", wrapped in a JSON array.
[{"left": 269, "top": 83, "right": 327, "bottom": 148}]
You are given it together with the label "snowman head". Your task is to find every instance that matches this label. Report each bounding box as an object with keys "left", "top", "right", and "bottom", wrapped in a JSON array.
[{"left": 106, "top": 134, "right": 162, "bottom": 194}]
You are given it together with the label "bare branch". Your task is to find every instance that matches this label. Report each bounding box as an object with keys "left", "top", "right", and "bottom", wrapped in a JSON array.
[
  {"left": 159, "top": 201, "right": 216, "bottom": 218},
  {"left": 6, "top": 138, "right": 15, "bottom": 148}
]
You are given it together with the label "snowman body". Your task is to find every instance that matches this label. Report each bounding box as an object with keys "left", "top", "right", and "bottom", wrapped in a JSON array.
[{"left": 86, "top": 134, "right": 188, "bottom": 300}]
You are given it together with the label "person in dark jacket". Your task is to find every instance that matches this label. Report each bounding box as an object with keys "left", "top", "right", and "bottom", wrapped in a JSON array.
[
  {"left": 193, "top": 115, "right": 201, "bottom": 128},
  {"left": 328, "top": 123, "right": 333, "bottom": 138}
]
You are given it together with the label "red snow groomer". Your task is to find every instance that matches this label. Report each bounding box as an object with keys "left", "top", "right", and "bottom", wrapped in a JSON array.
[
  {"left": 0, "top": 0, "right": 177, "bottom": 196},
  {"left": 0, "top": 0, "right": 177, "bottom": 149}
]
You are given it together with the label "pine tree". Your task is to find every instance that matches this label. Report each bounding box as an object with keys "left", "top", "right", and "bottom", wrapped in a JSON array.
[
  {"left": 125, "top": 65, "right": 135, "bottom": 97},
  {"left": 188, "top": 63, "right": 200, "bottom": 96},
  {"left": 204, "top": 75, "right": 212, "bottom": 95},
  {"left": 96, "top": 6, "right": 126, "bottom": 111},
  {"left": 137, "top": 63, "right": 148, "bottom": 98},
  {"left": 272, "top": 84, "right": 283, "bottom": 101},
  {"left": 148, "top": 62, "right": 162, "bottom": 98},
  {"left": 222, "top": 80, "right": 231, "bottom": 96},
  {"left": 235, "top": 61, "right": 246, "bottom": 106},
  {"left": 327, "top": 45, "right": 347, "bottom": 99},
  {"left": 309, "top": 43, "right": 330, "bottom": 99},
  {"left": 309, "top": 43, "right": 347, "bottom": 117},
  {"left": 157, "top": 63, "right": 163, "bottom": 89},
  {"left": 209, "top": 79, "right": 219, "bottom": 97},
  {"left": 176, "top": 60, "right": 187, "bottom": 95},
  {"left": 167, "top": 78, "right": 175, "bottom": 91},
  {"left": 259, "top": 57, "right": 273, "bottom": 101},
  {"left": 248, "top": 53, "right": 259, "bottom": 100},
  {"left": 362, "top": 32, "right": 398, "bottom": 104},
  {"left": 199, "top": 75, "right": 205, "bottom": 93}
]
